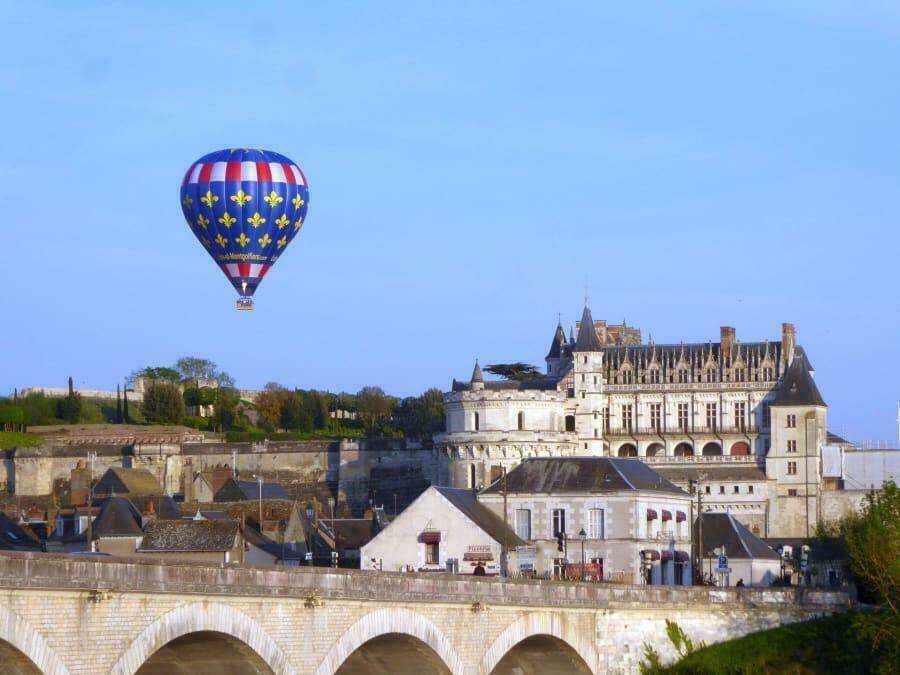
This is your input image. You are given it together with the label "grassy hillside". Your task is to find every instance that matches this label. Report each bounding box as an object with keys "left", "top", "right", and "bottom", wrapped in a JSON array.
[
  {"left": 0, "top": 431, "right": 43, "bottom": 448},
  {"left": 660, "top": 613, "right": 874, "bottom": 674}
]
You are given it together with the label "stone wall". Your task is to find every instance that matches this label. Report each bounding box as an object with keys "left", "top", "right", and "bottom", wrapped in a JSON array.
[{"left": 0, "top": 553, "right": 852, "bottom": 675}]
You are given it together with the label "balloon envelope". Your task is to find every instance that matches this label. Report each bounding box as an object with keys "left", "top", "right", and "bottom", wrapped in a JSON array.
[{"left": 180, "top": 148, "right": 310, "bottom": 306}]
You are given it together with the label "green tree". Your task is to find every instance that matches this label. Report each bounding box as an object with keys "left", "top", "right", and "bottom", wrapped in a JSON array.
[
  {"left": 142, "top": 381, "right": 185, "bottom": 425},
  {"left": 484, "top": 363, "right": 542, "bottom": 381},
  {"left": 57, "top": 377, "right": 82, "bottom": 424},
  {"left": 212, "top": 387, "right": 241, "bottom": 431},
  {"left": 132, "top": 366, "right": 181, "bottom": 383},
  {"left": 123, "top": 386, "right": 131, "bottom": 424},
  {"left": 843, "top": 480, "right": 900, "bottom": 672},
  {"left": 356, "top": 386, "right": 394, "bottom": 436},
  {"left": 116, "top": 384, "right": 123, "bottom": 424},
  {"left": 395, "top": 388, "right": 445, "bottom": 440},
  {"left": 0, "top": 402, "right": 25, "bottom": 432},
  {"left": 254, "top": 382, "right": 289, "bottom": 430}
]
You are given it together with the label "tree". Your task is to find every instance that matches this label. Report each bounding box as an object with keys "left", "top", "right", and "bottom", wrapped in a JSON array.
[
  {"left": 484, "top": 362, "right": 542, "bottom": 381},
  {"left": 175, "top": 356, "right": 217, "bottom": 381},
  {"left": 142, "top": 381, "right": 185, "bottom": 425},
  {"left": 132, "top": 366, "right": 181, "bottom": 384},
  {"left": 123, "top": 386, "right": 130, "bottom": 424},
  {"left": 254, "top": 383, "right": 289, "bottom": 430},
  {"left": 115, "top": 384, "right": 123, "bottom": 424},
  {"left": 356, "top": 386, "right": 394, "bottom": 436},
  {"left": 395, "top": 388, "right": 445, "bottom": 440},
  {"left": 280, "top": 391, "right": 313, "bottom": 431},
  {"left": 842, "top": 481, "right": 900, "bottom": 671},
  {"left": 57, "top": 376, "right": 82, "bottom": 424},
  {"left": 213, "top": 387, "right": 241, "bottom": 431}
]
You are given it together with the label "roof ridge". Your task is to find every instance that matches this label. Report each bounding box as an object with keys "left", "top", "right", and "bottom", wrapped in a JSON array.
[
  {"left": 608, "top": 458, "right": 636, "bottom": 490},
  {"left": 727, "top": 512, "right": 753, "bottom": 558}
]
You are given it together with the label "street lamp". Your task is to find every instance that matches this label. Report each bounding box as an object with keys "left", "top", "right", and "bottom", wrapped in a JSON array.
[{"left": 578, "top": 528, "right": 586, "bottom": 581}]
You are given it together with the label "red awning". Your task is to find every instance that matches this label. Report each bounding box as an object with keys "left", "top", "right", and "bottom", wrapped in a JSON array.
[
  {"left": 661, "top": 550, "right": 673, "bottom": 562},
  {"left": 661, "top": 510, "right": 672, "bottom": 522},
  {"left": 646, "top": 509, "right": 658, "bottom": 521},
  {"left": 641, "top": 549, "right": 661, "bottom": 561},
  {"left": 421, "top": 531, "right": 441, "bottom": 544},
  {"left": 674, "top": 550, "right": 690, "bottom": 563},
  {"left": 676, "top": 511, "right": 687, "bottom": 523}
]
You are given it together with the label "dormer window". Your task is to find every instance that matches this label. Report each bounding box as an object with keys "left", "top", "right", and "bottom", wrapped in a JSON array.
[
  {"left": 734, "top": 368, "right": 745, "bottom": 382},
  {"left": 677, "top": 369, "right": 688, "bottom": 383}
]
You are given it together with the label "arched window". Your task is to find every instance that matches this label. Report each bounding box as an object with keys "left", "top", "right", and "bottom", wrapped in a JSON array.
[
  {"left": 473, "top": 412, "right": 480, "bottom": 431},
  {"left": 517, "top": 411, "right": 524, "bottom": 431}
]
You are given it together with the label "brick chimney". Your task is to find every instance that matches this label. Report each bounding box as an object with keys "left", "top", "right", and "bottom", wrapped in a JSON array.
[
  {"left": 782, "top": 323, "right": 796, "bottom": 366},
  {"left": 720, "top": 326, "right": 736, "bottom": 363}
]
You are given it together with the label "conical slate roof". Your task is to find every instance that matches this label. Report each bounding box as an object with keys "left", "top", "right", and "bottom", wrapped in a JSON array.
[
  {"left": 471, "top": 360, "right": 484, "bottom": 383},
  {"left": 574, "top": 305, "right": 604, "bottom": 351},
  {"left": 546, "top": 322, "right": 566, "bottom": 359},
  {"left": 772, "top": 349, "right": 825, "bottom": 407}
]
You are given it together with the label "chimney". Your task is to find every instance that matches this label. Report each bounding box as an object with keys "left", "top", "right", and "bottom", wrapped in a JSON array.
[
  {"left": 782, "top": 323, "right": 796, "bottom": 366},
  {"left": 720, "top": 326, "right": 736, "bottom": 363}
]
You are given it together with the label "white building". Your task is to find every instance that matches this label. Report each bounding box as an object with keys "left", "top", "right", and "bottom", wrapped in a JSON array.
[
  {"left": 437, "top": 305, "right": 833, "bottom": 539},
  {"left": 477, "top": 457, "right": 694, "bottom": 585},
  {"left": 361, "top": 486, "right": 525, "bottom": 576},
  {"left": 697, "top": 512, "right": 782, "bottom": 587}
]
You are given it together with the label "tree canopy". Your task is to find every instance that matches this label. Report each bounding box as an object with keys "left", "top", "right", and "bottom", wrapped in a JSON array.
[
  {"left": 484, "top": 362, "right": 542, "bottom": 381},
  {"left": 142, "top": 381, "right": 185, "bottom": 425}
]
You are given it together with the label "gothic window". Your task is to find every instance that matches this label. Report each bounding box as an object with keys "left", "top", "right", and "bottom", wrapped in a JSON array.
[
  {"left": 650, "top": 403, "right": 662, "bottom": 431},
  {"left": 677, "top": 369, "right": 688, "bottom": 383},
  {"left": 649, "top": 369, "right": 660, "bottom": 384},
  {"left": 622, "top": 369, "right": 633, "bottom": 384},
  {"left": 734, "top": 368, "right": 745, "bottom": 382},
  {"left": 763, "top": 366, "right": 773, "bottom": 381},
  {"left": 677, "top": 403, "right": 689, "bottom": 431},
  {"left": 621, "top": 404, "right": 633, "bottom": 431},
  {"left": 705, "top": 368, "right": 716, "bottom": 383}
]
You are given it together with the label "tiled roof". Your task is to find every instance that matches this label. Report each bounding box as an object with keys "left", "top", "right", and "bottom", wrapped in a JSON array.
[
  {"left": 698, "top": 513, "right": 779, "bottom": 560},
  {"left": 92, "top": 498, "right": 142, "bottom": 539},
  {"left": 93, "top": 468, "right": 163, "bottom": 497},
  {"left": 574, "top": 306, "right": 604, "bottom": 351},
  {"left": 139, "top": 520, "right": 239, "bottom": 552},
  {"left": 434, "top": 487, "right": 526, "bottom": 548},
  {"left": 772, "top": 350, "right": 825, "bottom": 407},
  {"left": 480, "top": 457, "right": 685, "bottom": 495}
]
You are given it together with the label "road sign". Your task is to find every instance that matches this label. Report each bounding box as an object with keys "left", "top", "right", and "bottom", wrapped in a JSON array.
[{"left": 718, "top": 555, "right": 728, "bottom": 571}]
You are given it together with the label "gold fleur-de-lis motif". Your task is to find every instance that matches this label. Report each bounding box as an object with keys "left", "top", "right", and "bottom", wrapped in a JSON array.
[
  {"left": 230, "top": 190, "right": 252, "bottom": 206},
  {"left": 200, "top": 190, "right": 218, "bottom": 207},
  {"left": 215, "top": 234, "right": 228, "bottom": 248},
  {"left": 293, "top": 216, "right": 303, "bottom": 232},
  {"left": 236, "top": 232, "right": 250, "bottom": 248},
  {"left": 182, "top": 195, "right": 193, "bottom": 208},
  {"left": 196, "top": 214, "right": 210, "bottom": 229},
  {"left": 264, "top": 190, "right": 284, "bottom": 208},
  {"left": 275, "top": 214, "right": 290, "bottom": 230},
  {"left": 201, "top": 237, "right": 211, "bottom": 249},
  {"left": 276, "top": 234, "right": 287, "bottom": 250},
  {"left": 292, "top": 194, "right": 305, "bottom": 209},
  {"left": 247, "top": 212, "right": 266, "bottom": 228},
  {"left": 258, "top": 233, "right": 272, "bottom": 248},
  {"left": 218, "top": 212, "right": 236, "bottom": 228}
]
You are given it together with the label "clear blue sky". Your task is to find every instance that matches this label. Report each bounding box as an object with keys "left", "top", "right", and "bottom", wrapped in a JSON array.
[{"left": 2, "top": 2, "right": 898, "bottom": 443}]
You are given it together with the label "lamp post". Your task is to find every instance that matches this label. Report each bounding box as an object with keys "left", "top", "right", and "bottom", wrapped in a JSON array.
[
  {"left": 305, "top": 503, "right": 315, "bottom": 567},
  {"left": 578, "top": 528, "right": 586, "bottom": 581},
  {"left": 328, "top": 496, "right": 337, "bottom": 568}
]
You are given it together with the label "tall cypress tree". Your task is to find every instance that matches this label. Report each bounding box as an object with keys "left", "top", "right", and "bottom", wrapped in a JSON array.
[
  {"left": 68, "top": 376, "right": 74, "bottom": 396},
  {"left": 123, "top": 385, "right": 130, "bottom": 424},
  {"left": 116, "top": 384, "right": 123, "bottom": 424}
]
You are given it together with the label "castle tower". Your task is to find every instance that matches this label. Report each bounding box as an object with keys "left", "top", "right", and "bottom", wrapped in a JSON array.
[
  {"left": 573, "top": 305, "right": 605, "bottom": 456},
  {"left": 545, "top": 321, "right": 568, "bottom": 377}
]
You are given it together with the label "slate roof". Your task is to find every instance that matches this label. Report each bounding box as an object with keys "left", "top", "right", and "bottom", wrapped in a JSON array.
[
  {"left": 698, "top": 513, "right": 779, "bottom": 560},
  {"left": 480, "top": 457, "right": 686, "bottom": 495},
  {"left": 0, "top": 513, "right": 42, "bottom": 550},
  {"left": 213, "top": 478, "right": 290, "bottom": 502},
  {"left": 772, "top": 350, "right": 825, "bottom": 407},
  {"left": 656, "top": 465, "right": 768, "bottom": 483},
  {"left": 93, "top": 468, "right": 163, "bottom": 498},
  {"left": 92, "top": 498, "right": 143, "bottom": 539},
  {"left": 451, "top": 377, "right": 562, "bottom": 392},
  {"left": 330, "top": 518, "right": 380, "bottom": 550},
  {"left": 139, "top": 519, "right": 239, "bottom": 552},
  {"left": 826, "top": 431, "right": 852, "bottom": 446},
  {"left": 471, "top": 361, "right": 484, "bottom": 384},
  {"left": 546, "top": 322, "right": 566, "bottom": 359},
  {"left": 434, "top": 487, "right": 526, "bottom": 547},
  {"left": 574, "top": 305, "right": 604, "bottom": 352}
]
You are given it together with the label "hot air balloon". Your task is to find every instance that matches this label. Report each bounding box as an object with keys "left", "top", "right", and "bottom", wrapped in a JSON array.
[{"left": 180, "top": 148, "right": 310, "bottom": 310}]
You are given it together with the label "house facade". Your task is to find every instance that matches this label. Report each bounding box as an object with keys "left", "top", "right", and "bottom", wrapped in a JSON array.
[{"left": 478, "top": 457, "right": 694, "bottom": 585}]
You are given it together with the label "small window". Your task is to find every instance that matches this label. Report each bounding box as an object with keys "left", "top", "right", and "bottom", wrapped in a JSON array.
[
  {"left": 552, "top": 508, "right": 566, "bottom": 537},
  {"left": 787, "top": 440, "right": 797, "bottom": 453},
  {"left": 468, "top": 464, "right": 477, "bottom": 489},
  {"left": 719, "top": 485, "right": 725, "bottom": 494},
  {"left": 588, "top": 508, "right": 604, "bottom": 539},
  {"left": 786, "top": 414, "right": 797, "bottom": 428},
  {"left": 583, "top": 356, "right": 588, "bottom": 364},
  {"left": 787, "top": 461, "right": 798, "bottom": 475},
  {"left": 565, "top": 415, "right": 576, "bottom": 432},
  {"left": 426, "top": 542, "right": 439, "bottom": 565},
  {"left": 788, "top": 488, "right": 798, "bottom": 497},
  {"left": 515, "top": 508, "right": 531, "bottom": 539},
  {"left": 705, "top": 485, "right": 711, "bottom": 495},
  {"left": 473, "top": 412, "right": 480, "bottom": 431},
  {"left": 517, "top": 411, "right": 524, "bottom": 431},
  {"left": 748, "top": 485, "right": 754, "bottom": 494},
  {"left": 733, "top": 485, "right": 740, "bottom": 494}
]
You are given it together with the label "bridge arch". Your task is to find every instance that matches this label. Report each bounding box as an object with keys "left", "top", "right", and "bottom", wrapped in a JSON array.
[
  {"left": 109, "top": 603, "right": 294, "bottom": 675},
  {"left": 481, "top": 613, "right": 597, "bottom": 675},
  {"left": 315, "top": 608, "right": 463, "bottom": 675},
  {"left": 0, "top": 604, "right": 70, "bottom": 675}
]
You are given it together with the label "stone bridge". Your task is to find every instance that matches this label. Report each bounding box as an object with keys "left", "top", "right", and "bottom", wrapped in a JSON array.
[{"left": 0, "top": 553, "right": 850, "bottom": 675}]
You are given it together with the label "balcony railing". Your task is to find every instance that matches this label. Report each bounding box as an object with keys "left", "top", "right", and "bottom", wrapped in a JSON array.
[
  {"left": 605, "top": 422, "right": 760, "bottom": 437},
  {"left": 642, "top": 454, "right": 762, "bottom": 465}
]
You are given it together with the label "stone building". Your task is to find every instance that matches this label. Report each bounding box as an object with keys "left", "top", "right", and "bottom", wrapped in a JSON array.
[
  {"left": 477, "top": 457, "right": 694, "bottom": 585},
  {"left": 437, "top": 305, "right": 831, "bottom": 539}
]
